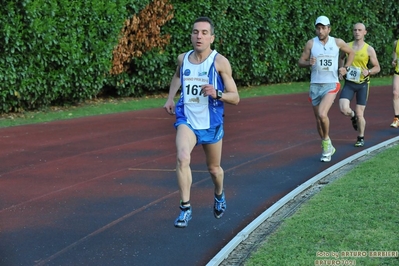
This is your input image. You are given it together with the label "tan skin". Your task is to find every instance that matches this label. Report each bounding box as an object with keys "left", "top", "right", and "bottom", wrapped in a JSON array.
[
  {"left": 391, "top": 40, "right": 399, "bottom": 117},
  {"left": 338, "top": 23, "right": 381, "bottom": 138},
  {"left": 163, "top": 21, "right": 240, "bottom": 206},
  {"left": 298, "top": 24, "right": 355, "bottom": 141}
]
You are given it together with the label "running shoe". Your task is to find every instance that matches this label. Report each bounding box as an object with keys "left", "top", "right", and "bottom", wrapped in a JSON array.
[
  {"left": 354, "top": 138, "right": 364, "bottom": 147},
  {"left": 351, "top": 112, "right": 358, "bottom": 131},
  {"left": 390, "top": 117, "right": 399, "bottom": 128},
  {"left": 320, "top": 139, "right": 336, "bottom": 162},
  {"left": 320, "top": 146, "right": 335, "bottom": 162},
  {"left": 214, "top": 192, "right": 226, "bottom": 219},
  {"left": 174, "top": 206, "right": 192, "bottom": 228}
]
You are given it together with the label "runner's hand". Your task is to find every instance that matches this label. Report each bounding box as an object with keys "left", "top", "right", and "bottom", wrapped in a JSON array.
[{"left": 163, "top": 99, "right": 175, "bottom": 115}]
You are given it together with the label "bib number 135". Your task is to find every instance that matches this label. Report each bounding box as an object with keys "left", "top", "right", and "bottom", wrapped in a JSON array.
[
  {"left": 317, "top": 56, "right": 333, "bottom": 71},
  {"left": 319, "top": 59, "right": 332, "bottom": 67}
]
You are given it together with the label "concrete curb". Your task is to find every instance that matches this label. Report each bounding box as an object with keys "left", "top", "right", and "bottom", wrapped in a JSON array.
[{"left": 207, "top": 136, "right": 399, "bottom": 266}]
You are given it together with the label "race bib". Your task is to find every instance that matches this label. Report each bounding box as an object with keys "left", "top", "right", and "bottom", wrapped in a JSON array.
[
  {"left": 183, "top": 76, "right": 209, "bottom": 104},
  {"left": 317, "top": 55, "right": 334, "bottom": 72},
  {"left": 346, "top": 66, "right": 361, "bottom": 82}
]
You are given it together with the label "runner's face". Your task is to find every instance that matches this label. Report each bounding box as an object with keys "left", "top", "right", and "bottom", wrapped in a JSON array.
[
  {"left": 353, "top": 24, "right": 366, "bottom": 40},
  {"left": 315, "top": 24, "right": 330, "bottom": 41},
  {"left": 191, "top": 22, "right": 214, "bottom": 52}
]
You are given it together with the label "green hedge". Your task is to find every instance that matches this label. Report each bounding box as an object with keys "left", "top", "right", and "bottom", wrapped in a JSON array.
[
  {"left": 0, "top": 0, "right": 398, "bottom": 113},
  {"left": 0, "top": 0, "right": 136, "bottom": 112}
]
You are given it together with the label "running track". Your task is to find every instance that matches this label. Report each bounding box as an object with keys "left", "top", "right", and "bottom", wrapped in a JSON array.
[{"left": 0, "top": 85, "right": 396, "bottom": 266}]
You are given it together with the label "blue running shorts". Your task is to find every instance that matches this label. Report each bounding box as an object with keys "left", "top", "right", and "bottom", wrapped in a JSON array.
[
  {"left": 174, "top": 121, "right": 224, "bottom": 145},
  {"left": 339, "top": 80, "right": 369, "bottom": 106}
]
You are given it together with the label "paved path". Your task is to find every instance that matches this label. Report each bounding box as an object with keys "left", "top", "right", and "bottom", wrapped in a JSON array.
[{"left": 0, "top": 86, "right": 396, "bottom": 266}]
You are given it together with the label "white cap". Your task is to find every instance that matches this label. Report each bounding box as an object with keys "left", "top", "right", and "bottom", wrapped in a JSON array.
[{"left": 315, "top": 16, "right": 330, "bottom": 26}]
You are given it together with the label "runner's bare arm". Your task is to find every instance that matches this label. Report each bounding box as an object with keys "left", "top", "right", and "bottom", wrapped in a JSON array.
[
  {"left": 164, "top": 54, "right": 184, "bottom": 114},
  {"left": 367, "top": 46, "right": 380, "bottom": 76},
  {"left": 298, "top": 39, "right": 314, "bottom": 67},
  {"left": 336, "top": 38, "right": 355, "bottom": 67},
  {"left": 392, "top": 40, "right": 398, "bottom": 67},
  {"left": 211, "top": 54, "right": 239, "bottom": 105}
]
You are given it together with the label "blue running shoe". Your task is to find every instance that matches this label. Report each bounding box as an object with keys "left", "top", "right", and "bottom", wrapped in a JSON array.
[
  {"left": 214, "top": 192, "right": 226, "bottom": 219},
  {"left": 174, "top": 206, "right": 192, "bottom": 228}
]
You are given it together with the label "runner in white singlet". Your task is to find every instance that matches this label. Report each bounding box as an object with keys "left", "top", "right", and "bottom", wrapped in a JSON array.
[
  {"left": 163, "top": 17, "right": 240, "bottom": 228},
  {"left": 298, "top": 15, "right": 355, "bottom": 163}
]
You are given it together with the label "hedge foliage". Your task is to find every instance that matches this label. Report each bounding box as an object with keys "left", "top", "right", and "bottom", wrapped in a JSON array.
[
  {"left": 0, "top": 0, "right": 134, "bottom": 112},
  {"left": 0, "top": 0, "right": 398, "bottom": 113}
]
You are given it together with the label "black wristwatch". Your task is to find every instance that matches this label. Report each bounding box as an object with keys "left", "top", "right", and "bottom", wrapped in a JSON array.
[
  {"left": 345, "top": 66, "right": 350, "bottom": 71},
  {"left": 216, "top": 90, "right": 223, "bottom": 99}
]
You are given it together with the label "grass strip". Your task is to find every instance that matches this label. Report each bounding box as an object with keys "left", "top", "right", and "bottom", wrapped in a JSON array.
[{"left": 245, "top": 144, "right": 399, "bottom": 266}]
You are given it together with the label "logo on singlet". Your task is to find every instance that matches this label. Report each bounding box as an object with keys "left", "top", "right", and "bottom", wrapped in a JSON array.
[
  {"left": 184, "top": 69, "right": 191, "bottom": 76},
  {"left": 188, "top": 97, "right": 200, "bottom": 103},
  {"left": 198, "top": 71, "right": 207, "bottom": 76}
]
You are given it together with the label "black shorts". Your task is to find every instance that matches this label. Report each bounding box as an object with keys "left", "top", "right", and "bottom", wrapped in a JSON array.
[{"left": 339, "top": 80, "right": 369, "bottom": 106}]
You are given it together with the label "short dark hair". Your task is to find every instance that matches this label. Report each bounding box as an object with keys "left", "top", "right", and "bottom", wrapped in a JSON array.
[{"left": 193, "top": 17, "right": 215, "bottom": 35}]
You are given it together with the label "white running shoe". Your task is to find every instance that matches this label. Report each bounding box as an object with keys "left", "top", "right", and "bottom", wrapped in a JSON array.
[
  {"left": 320, "top": 146, "right": 336, "bottom": 162},
  {"left": 320, "top": 139, "right": 335, "bottom": 162},
  {"left": 390, "top": 117, "right": 399, "bottom": 128}
]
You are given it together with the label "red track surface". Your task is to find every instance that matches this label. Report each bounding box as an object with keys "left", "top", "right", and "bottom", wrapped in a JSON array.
[{"left": 0, "top": 86, "right": 396, "bottom": 265}]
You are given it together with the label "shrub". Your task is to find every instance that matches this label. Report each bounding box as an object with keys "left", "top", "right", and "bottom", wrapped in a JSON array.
[
  {"left": 0, "top": 0, "right": 398, "bottom": 113},
  {"left": 0, "top": 0, "right": 130, "bottom": 112}
]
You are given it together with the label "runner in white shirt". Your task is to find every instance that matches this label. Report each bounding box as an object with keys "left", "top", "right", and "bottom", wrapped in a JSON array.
[
  {"left": 298, "top": 15, "right": 355, "bottom": 162},
  {"left": 164, "top": 16, "right": 240, "bottom": 228}
]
